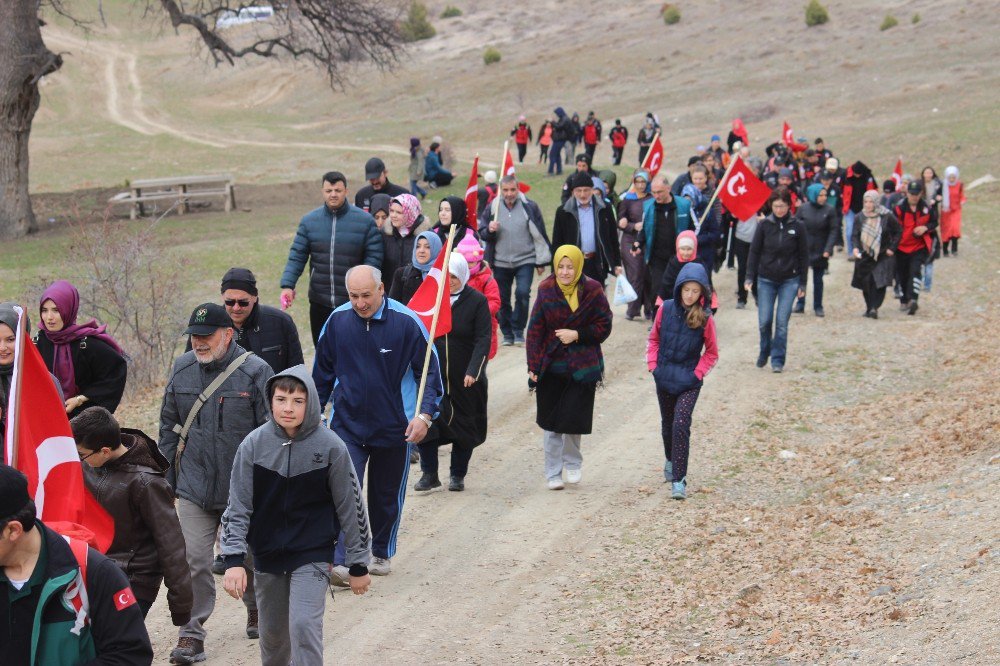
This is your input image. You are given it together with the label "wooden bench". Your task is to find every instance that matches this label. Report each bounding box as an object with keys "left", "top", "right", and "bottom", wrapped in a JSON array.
[{"left": 109, "top": 174, "right": 236, "bottom": 220}]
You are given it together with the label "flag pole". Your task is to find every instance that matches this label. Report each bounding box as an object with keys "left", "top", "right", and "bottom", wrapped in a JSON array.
[
  {"left": 7, "top": 306, "right": 27, "bottom": 468},
  {"left": 697, "top": 152, "right": 740, "bottom": 230},
  {"left": 412, "top": 223, "right": 457, "bottom": 420},
  {"left": 491, "top": 140, "right": 509, "bottom": 220}
]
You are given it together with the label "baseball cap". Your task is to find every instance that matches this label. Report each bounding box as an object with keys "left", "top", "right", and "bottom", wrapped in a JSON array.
[
  {"left": 364, "top": 157, "right": 386, "bottom": 181},
  {"left": 906, "top": 180, "right": 923, "bottom": 195},
  {"left": 185, "top": 303, "right": 234, "bottom": 336}
]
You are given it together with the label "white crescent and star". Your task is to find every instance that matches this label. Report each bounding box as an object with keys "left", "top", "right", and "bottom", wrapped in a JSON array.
[{"left": 727, "top": 171, "right": 747, "bottom": 197}]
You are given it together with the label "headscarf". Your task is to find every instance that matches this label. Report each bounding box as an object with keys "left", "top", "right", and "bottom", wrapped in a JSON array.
[
  {"left": 806, "top": 182, "right": 826, "bottom": 205},
  {"left": 633, "top": 169, "right": 651, "bottom": 194},
  {"left": 370, "top": 193, "right": 392, "bottom": 219},
  {"left": 390, "top": 193, "right": 422, "bottom": 238},
  {"left": 440, "top": 196, "right": 468, "bottom": 230},
  {"left": 552, "top": 245, "right": 584, "bottom": 312},
  {"left": 942, "top": 165, "right": 959, "bottom": 211},
  {"left": 859, "top": 190, "right": 885, "bottom": 259},
  {"left": 448, "top": 253, "right": 470, "bottom": 303},
  {"left": 598, "top": 169, "right": 617, "bottom": 195},
  {"left": 675, "top": 230, "right": 698, "bottom": 262},
  {"left": 457, "top": 233, "right": 484, "bottom": 276},
  {"left": 411, "top": 230, "right": 443, "bottom": 277},
  {"left": 39, "top": 280, "right": 122, "bottom": 398}
]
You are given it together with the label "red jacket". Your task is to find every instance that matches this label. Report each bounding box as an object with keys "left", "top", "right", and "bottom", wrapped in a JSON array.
[
  {"left": 513, "top": 123, "right": 532, "bottom": 144},
  {"left": 468, "top": 266, "right": 501, "bottom": 359},
  {"left": 610, "top": 127, "right": 627, "bottom": 148},
  {"left": 583, "top": 123, "right": 599, "bottom": 145},
  {"left": 894, "top": 200, "right": 937, "bottom": 254}
]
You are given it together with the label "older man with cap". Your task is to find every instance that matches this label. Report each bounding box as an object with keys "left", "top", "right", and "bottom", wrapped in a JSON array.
[
  {"left": 313, "top": 265, "right": 442, "bottom": 582},
  {"left": 551, "top": 171, "right": 622, "bottom": 286},
  {"left": 354, "top": 157, "right": 408, "bottom": 213},
  {"left": 187, "top": 268, "right": 304, "bottom": 374},
  {"left": 0, "top": 464, "right": 154, "bottom": 664},
  {"left": 159, "top": 303, "right": 273, "bottom": 664}
]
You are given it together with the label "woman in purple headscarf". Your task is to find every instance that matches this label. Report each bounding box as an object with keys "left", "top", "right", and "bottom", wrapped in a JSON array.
[{"left": 34, "top": 280, "right": 127, "bottom": 417}]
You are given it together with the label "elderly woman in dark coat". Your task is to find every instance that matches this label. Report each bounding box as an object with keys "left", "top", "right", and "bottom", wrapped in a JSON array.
[
  {"left": 413, "top": 253, "right": 493, "bottom": 493},
  {"left": 526, "top": 245, "right": 613, "bottom": 490},
  {"left": 852, "top": 189, "right": 901, "bottom": 319}
]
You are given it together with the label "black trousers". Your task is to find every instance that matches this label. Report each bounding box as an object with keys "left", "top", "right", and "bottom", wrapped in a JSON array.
[
  {"left": 516, "top": 142, "right": 527, "bottom": 163},
  {"left": 309, "top": 301, "right": 335, "bottom": 346},
  {"left": 612, "top": 147, "right": 624, "bottom": 165},
  {"left": 583, "top": 256, "right": 606, "bottom": 287},
  {"left": 733, "top": 238, "right": 757, "bottom": 303},
  {"left": 584, "top": 143, "right": 597, "bottom": 161},
  {"left": 895, "top": 249, "right": 928, "bottom": 304},
  {"left": 863, "top": 282, "right": 887, "bottom": 311}
]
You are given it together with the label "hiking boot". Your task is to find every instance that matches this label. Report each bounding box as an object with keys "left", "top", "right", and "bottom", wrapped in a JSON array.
[
  {"left": 907, "top": 301, "right": 919, "bottom": 316},
  {"left": 565, "top": 468, "right": 582, "bottom": 484},
  {"left": 448, "top": 476, "right": 465, "bottom": 492},
  {"left": 414, "top": 473, "right": 441, "bottom": 492},
  {"left": 170, "top": 637, "right": 206, "bottom": 664},
  {"left": 814, "top": 307, "right": 825, "bottom": 317},
  {"left": 211, "top": 554, "right": 226, "bottom": 576},
  {"left": 370, "top": 557, "right": 391, "bottom": 576},
  {"left": 671, "top": 480, "right": 687, "bottom": 500},
  {"left": 246, "top": 609, "right": 258, "bottom": 639},
  {"left": 547, "top": 477, "right": 565, "bottom": 490}
]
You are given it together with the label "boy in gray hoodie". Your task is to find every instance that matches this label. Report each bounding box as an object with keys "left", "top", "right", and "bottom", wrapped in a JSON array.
[{"left": 221, "top": 365, "right": 371, "bottom": 665}]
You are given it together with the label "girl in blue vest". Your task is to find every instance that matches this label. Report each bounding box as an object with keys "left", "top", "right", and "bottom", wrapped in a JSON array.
[{"left": 646, "top": 262, "right": 719, "bottom": 499}]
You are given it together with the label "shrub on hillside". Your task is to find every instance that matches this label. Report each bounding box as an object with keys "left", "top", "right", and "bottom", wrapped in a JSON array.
[
  {"left": 805, "top": 0, "right": 829, "bottom": 27},
  {"left": 661, "top": 4, "right": 681, "bottom": 25},
  {"left": 912, "top": 13, "right": 921, "bottom": 24},
  {"left": 441, "top": 5, "right": 462, "bottom": 18},
  {"left": 880, "top": 14, "right": 898, "bottom": 31},
  {"left": 400, "top": 2, "right": 436, "bottom": 42},
  {"left": 483, "top": 47, "right": 501, "bottom": 65}
]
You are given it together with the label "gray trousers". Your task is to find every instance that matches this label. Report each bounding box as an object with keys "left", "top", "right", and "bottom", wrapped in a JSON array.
[
  {"left": 254, "top": 563, "right": 331, "bottom": 666},
  {"left": 177, "top": 498, "right": 256, "bottom": 641},
  {"left": 543, "top": 430, "right": 582, "bottom": 480}
]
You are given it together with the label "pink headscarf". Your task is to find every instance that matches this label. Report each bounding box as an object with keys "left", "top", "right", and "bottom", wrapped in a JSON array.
[
  {"left": 457, "top": 234, "right": 485, "bottom": 276},
  {"left": 39, "top": 280, "right": 122, "bottom": 397},
  {"left": 390, "top": 194, "right": 423, "bottom": 238}
]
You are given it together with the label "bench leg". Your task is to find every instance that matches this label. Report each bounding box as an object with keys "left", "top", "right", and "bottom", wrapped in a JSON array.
[
  {"left": 178, "top": 185, "right": 188, "bottom": 215},
  {"left": 225, "top": 184, "right": 235, "bottom": 213}
]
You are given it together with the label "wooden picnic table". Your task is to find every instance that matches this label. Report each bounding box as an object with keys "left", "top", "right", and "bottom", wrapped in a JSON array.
[{"left": 110, "top": 174, "right": 236, "bottom": 219}]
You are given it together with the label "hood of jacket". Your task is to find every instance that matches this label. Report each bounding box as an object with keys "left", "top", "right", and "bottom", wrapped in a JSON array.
[
  {"left": 673, "top": 261, "right": 712, "bottom": 307},
  {"left": 598, "top": 170, "right": 617, "bottom": 192},
  {"left": 105, "top": 429, "right": 169, "bottom": 474},
  {"left": 265, "top": 363, "right": 322, "bottom": 441}
]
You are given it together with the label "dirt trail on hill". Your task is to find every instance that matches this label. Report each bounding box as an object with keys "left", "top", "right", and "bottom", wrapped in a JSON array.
[{"left": 137, "top": 210, "right": 999, "bottom": 663}]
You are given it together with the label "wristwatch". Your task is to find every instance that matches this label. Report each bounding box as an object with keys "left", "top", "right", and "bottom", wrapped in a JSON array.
[{"left": 416, "top": 413, "right": 432, "bottom": 427}]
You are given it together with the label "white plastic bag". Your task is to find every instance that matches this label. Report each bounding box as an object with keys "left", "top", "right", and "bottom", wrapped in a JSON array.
[{"left": 613, "top": 274, "right": 638, "bottom": 305}]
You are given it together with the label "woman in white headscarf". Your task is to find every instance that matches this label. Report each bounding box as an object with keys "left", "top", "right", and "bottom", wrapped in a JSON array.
[
  {"left": 413, "top": 253, "right": 493, "bottom": 493},
  {"left": 940, "top": 165, "right": 965, "bottom": 257}
]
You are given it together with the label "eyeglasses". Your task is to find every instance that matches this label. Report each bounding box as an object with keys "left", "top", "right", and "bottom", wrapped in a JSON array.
[
  {"left": 224, "top": 299, "right": 252, "bottom": 308},
  {"left": 79, "top": 450, "right": 98, "bottom": 462}
]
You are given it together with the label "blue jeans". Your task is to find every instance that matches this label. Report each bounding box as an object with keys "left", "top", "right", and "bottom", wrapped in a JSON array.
[
  {"left": 493, "top": 263, "right": 534, "bottom": 338},
  {"left": 843, "top": 209, "right": 856, "bottom": 255},
  {"left": 548, "top": 141, "right": 565, "bottom": 174},
  {"left": 756, "top": 277, "right": 799, "bottom": 368},
  {"left": 409, "top": 179, "right": 427, "bottom": 198}
]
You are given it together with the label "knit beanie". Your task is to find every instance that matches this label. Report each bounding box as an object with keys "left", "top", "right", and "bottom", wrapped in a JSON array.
[{"left": 221, "top": 268, "right": 258, "bottom": 296}]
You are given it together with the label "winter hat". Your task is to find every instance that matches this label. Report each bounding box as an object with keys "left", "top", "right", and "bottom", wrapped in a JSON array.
[
  {"left": 882, "top": 179, "right": 896, "bottom": 193},
  {"left": 575, "top": 153, "right": 591, "bottom": 166},
  {"left": 568, "top": 171, "right": 594, "bottom": 191},
  {"left": 457, "top": 234, "right": 485, "bottom": 275},
  {"left": 710, "top": 134, "right": 721, "bottom": 142},
  {"left": 825, "top": 157, "right": 839, "bottom": 171},
  {"left": 518, "top": 115, "right": 526, "bottom": 122},
  {"left": 221, "top": 267, "right": 258, "bottom": 296},
  {"left": 484, "top": 170, "right": 498, "bottom": 185},
  {"left": 0, "top": 465, "right": 30, "bottom": 522}
]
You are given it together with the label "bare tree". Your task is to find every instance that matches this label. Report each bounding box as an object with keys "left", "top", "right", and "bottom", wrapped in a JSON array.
[{"left": 0, "top": 0, "right": 404, "bottom": 239}]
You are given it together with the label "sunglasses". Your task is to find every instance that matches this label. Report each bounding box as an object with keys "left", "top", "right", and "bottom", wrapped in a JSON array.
[{"left": 224, "top": 299, "right": 252, "bottom": 308}]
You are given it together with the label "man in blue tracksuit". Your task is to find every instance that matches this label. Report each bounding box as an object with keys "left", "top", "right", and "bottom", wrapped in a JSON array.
[{"left": 313, "top": 265, "right": 442, "bottom": 583}]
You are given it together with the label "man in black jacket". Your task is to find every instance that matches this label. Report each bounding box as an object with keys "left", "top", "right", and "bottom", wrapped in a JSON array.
[
  {"left": 0, "top": 465, "right": 153, "bottom": 665},
  {"left": 354, "top": 157, "right": 408, "bottom": 213},
  {"left": 551, "top": 171, "right": 622, "bottom": 286}
]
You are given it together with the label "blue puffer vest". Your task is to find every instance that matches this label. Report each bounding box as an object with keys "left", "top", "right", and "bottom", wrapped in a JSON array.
[{"left": 652, "top": 262, "right": 712, "bottom": 395}]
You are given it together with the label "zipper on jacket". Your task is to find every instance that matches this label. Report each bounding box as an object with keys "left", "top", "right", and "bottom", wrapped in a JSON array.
[{"left": 218, "top": 396, "right": 225, "bottom": 429}]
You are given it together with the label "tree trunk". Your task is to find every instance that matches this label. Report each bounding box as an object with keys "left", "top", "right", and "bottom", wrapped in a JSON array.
[{"left": 0, "top": 1, "right": 62, "bottom": 238}]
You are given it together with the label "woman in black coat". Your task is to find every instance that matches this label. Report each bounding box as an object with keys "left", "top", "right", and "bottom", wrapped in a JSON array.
[
  {"left": 851, "top": 190, "right": 901, "bottom": 319},
  {"left": 793, "top": 183, "right": 839, "bottom": 316},
  {"left": 413, "top": 253, "right": 492, "bottom": 492},
  {"left": 389, "top": 230, "right": 442, "bottom": 304},
  {"left": 381, "top": 193, "right": 424, "bottom": 294}
]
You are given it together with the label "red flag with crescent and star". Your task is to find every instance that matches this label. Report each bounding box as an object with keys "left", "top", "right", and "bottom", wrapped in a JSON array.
[
  {"left": 718, "top": 155, "right": 771, "bottom": 220},
  {"left": 642, "top": 134, "right": 665, "bottom": 178},
  {"left": 406, "top": 248, "right": 452, "bottom": 338},
  {"left": 500, "top": 149, "right": 531, "bottom": 193},
  {"left": 464, "top": 156, "right": 479, "bottom": 230},
  {"left": 782, "top": 122, "right": 809, "bottom": 152},
  {"left": 892, "top": 158, "right": 904, "bottom": 191}
]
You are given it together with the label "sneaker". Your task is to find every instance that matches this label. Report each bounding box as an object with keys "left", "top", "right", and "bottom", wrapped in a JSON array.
[
  {"left": 735, "top": 301, "right": 747, "bottom": 310},
  {"left": 448, "top": 476, "right": 465, "bottom": 492},
  {"left": 501, "top": 336, "right": 514, "bottom": 347},
  {"left": 663, "top": 460, "right": 673, "bottom": 482},
  {"left": 756, "top": 354, "right": 768, "bottom": 368},
  {"left": 414, "top": 473, "right": 441, "bottom": 492},
  {"left": 409, "top": 449, "right": 419, "bottom": 464},
  {"left": 547, "top": 477, "right": 565, "bottom": 490},
  {"left": 772, "top": 365, "right": 784, "bottom": 373},
  {"left": 513, "top": 333, "right": 525, "bottom": 345},
  {"left": 671, "top": 480, "right": 687, "bottom": 500},
  {"left": 170, "top": 637, "right": 206, "bottom": 664},
  {"left": 211, "top": 554, "right": 226, "bottom": 576},
  {"left": 907, "top": 301, "right": 919, "bottom": 315},
  {"left": 369, "top": 557, "right": 391, "bottom": 576},
  {"left": 246, "top": 609, "right": 258, "bottom": 639},
  {"left": 330, "top": 565, "right": 351, "bottom": 588},
  {"left": 814, "top": 307, "right": 825, "bottom": 317},
  {"left": 565, "top": 468, "right": 582, "bottom": 484}
]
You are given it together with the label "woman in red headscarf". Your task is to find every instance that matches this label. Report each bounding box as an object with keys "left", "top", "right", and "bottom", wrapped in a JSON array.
[{"left": 34, "top": 280, "right": 127, "bottom": 417}]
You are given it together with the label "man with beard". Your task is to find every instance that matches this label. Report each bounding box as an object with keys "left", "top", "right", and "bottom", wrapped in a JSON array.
[{"left": 159, "top": 303, "right": 273, "bottom": 664}]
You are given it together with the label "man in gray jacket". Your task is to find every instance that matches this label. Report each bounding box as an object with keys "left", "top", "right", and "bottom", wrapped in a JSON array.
[
  {"left": 221, "top": 365, "right": 371, "bottom": 666},
  {"left": 159, "top": 303, "right": 273, "bottom": 665}
]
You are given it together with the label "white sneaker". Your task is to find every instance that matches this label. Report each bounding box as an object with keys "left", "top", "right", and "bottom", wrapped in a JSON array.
[
  {"left": 330, "top": 565, "right": 351, "bottom": 588},
  {"left": 547, "top": 478, "right": 565, "bottom": 490},
  {"left": 369, "top": 557, "right": 391, "bottom": 576},
  {"left": 565, "top": 468, "right": 582, "bottom": 484}
]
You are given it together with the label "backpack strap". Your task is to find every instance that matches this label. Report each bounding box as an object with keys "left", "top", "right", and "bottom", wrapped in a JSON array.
[{"left": 171, "top": 351, "right": 253, "bottom": 474}]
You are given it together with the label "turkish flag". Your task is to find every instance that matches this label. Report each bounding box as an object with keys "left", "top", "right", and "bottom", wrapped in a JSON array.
[
  {"left": 718, "top": 156, "right": 771, "bottom": 220},
  {"left": 113, "top": 586, "right": 138, "bottom": 611},
  {"left": 500, "top": 149, "right": 531, "bottom": 193},
  {"left": 892, "top": 158, "right": 904, "bottom": 191},
  {"left": 782, "top": 122, "right": 808, "bottom": 152},
  {"left": 406, "top": 248, "right": 452, "bottom": 338},
  {"left": 4, "top": 307, "right": 114, "bottom": 552},
  {"left": 464, "top": 156, "right": 479, "bottom": 230},
  {"left": 643, "top": 135, "right": 665, "bottom": 178}
]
